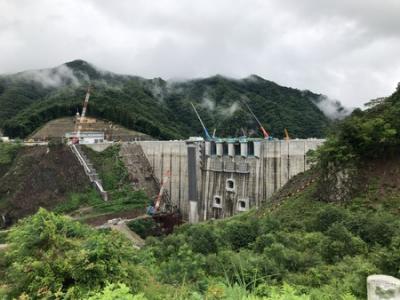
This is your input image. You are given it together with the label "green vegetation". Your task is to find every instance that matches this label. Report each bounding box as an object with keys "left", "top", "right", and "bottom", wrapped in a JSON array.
[
  {"left": 0, "top": 141, "right": 20, "bottom": 165},
  {"left": 82, "top": 145, "right": 148, "bottom": 205},
  {"left": 0, "top": 230, "right": 7, "bottom": 243},
  {"left": 136, "top": 180, "right": 400, "bottom": 299},
  {"left": 317, "top": 85, "right": 400, "bottom": 166},
  {"left": 315, "top": 84, "right": 400, "bottom": 201},
  {"left": 0, "top": 60, "right": 336, "bottom": 140},
  {"left": 2, "top": 67, "right": 400, "bottom": 298},
  {"left": 0, "top": 205, "right": 363, "bottom": 299},
  {"left": 55, "top": 145, "right": 149, "bottom": 219},
  {"left": 1, "top": 209, "right": 147, "bottom": 299},
  {"left": 0, "top": 141, "right": 20, "bottom": 176},
  {"left": 53, "top": 189, "right": 104, "bottom": 214},
  {"left": 127, "top": 218, "right": 160, "bottom": 239}
]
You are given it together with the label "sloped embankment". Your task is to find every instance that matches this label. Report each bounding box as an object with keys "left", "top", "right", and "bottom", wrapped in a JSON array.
[{"left": 0, "top": 145, "right": 90, "bottom": 227}]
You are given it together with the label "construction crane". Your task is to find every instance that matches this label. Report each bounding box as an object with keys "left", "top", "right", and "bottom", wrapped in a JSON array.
[
  {"left": 191, "top": 102, "right": 212, "bottom": 140},
  {"left": 72, "top": 86, "right": 91, "bottom": 144},
  {"left": 145, "top": 169, "right": 182, "bottom": 234},
  {"left": 241, "top": 99, "right": 270, "bottom": 139},
  {"left": 284, "top": 128, "right": 290, "bottom": 140},
  {"left": 154, "top": 170, "right": 171, "bottom": 212}
]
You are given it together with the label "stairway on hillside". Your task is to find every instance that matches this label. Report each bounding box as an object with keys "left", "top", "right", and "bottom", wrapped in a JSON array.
[
  {"left": 70, "top": 144, "right": 108, "bottom": 201},
  {"left": 120, "top": 143, "right": 168, "bottom": 204}
]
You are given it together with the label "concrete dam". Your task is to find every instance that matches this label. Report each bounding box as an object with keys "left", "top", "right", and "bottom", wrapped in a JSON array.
[{"left": 116, "top": 138, "right": 324, "bottom": 223}]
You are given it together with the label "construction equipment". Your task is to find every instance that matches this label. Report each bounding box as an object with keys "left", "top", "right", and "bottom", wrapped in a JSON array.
[
  {"left": 191, "top": 102, "right": 212, "bottom": 140},
  {"left": 154, "top": 170, "right": 171, "bottom": 212},
  {"left": 212, "top": 128, "right": 216, "bottom": 138},
  {"left": 284, "top": 128, "right": 290, "bottom": 140},
  {"left": 72, "top": 86, "right": 91, "bottom": 144},
  {"left": 241, "top": 99, "right": 270, "bottom": 139},
  {"left": 145, "top": 169, "right": 183, "bottom": 234}
]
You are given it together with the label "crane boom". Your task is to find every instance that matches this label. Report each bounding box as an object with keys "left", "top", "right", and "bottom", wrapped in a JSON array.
[
  {"left": 154, "top": 170, "right": 171, "bottom": 211},
  {"left": 241, "top": 100, "right": 270, "bottom": 139},
  {"left": 284, "top": 128, "right": 290, "bottom": 140},
  {"left": 72, "top": 86, "right": 91, "bottom": 144},
  {"left": 191, "top": 102, "right": 212, "bottom": 140}
]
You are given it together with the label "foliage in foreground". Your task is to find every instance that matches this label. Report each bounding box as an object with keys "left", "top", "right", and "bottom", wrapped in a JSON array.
[
  {"left": 2, "top": 208, "right": 146, "bottom": 299},
  {"left": 0, "top": 205, "right": 362, "bottom": 300},
  {"left": 137, "top": 181, "right": 400, "bottom": 299}
]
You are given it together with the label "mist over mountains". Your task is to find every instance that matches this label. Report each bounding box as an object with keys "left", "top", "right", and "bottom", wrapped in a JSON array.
[{"left": 0, "top": 60, "right": 350, "bottom": 139}]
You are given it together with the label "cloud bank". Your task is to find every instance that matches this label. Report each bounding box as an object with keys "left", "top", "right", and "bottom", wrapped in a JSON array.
[{"left": 0, "top": 0, "right": 400, "bottom": 107}]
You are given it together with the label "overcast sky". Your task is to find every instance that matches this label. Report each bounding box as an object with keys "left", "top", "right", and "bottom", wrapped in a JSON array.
[{"left": 1, "top": 0, "right": 400, "bottom": 107}]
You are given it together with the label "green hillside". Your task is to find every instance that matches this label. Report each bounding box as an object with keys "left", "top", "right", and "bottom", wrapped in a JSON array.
[{"left": 0, "top": 60, "right": 343, "bottom": 140}]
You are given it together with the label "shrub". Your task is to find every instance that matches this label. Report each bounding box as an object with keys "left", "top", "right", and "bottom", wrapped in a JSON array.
[
  {"left": 322, "top": 223, "right": 367, "bottom": 263},
  {"left": 223, "top": 220, "right": 259, "bottom": 250},
  {"left": 4, "top": 208, "right": 146, "bottom": 298}
]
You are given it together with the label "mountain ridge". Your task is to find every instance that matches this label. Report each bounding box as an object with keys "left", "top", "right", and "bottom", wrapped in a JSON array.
[{"left": 0, "top": 59, "right": 347, "bottom": 139}]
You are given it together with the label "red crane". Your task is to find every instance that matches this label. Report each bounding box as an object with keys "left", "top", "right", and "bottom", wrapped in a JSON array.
[
  {"left": 72, "top": 86, "right": 91, "bottom": 144},
  {"left": 242, "top": 100, "right": 270, "bottom": 139}
]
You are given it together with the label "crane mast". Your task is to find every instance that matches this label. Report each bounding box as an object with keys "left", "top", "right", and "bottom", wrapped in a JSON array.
[
  {"left": 284, "top": 128, "right": 290, "bottom": 140},
  {"left": 241, "top": 100, "right": 270, "bottom": 139},
  {"left": 154, "top": 170, "right": 171, "bottom": 212},
  {"left": 72, "top": 86, "right": 91, "bottom": 144},
  {"left": 191, "top": 102, "right": 212, "bottom": 140}
]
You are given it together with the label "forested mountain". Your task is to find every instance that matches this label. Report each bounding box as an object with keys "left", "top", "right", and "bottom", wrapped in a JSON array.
[{"left": 0, "top": 60, "right": 346, "bottom": 139}]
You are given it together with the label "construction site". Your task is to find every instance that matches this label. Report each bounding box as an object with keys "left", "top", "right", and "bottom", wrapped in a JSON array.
[{"left": 0, "top": 87, "right": 324, "bottom": 231}]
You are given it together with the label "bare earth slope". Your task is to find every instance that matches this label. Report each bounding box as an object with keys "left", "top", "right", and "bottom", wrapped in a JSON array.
[
  {"left": 29, "top": 117, "right": 152, "bottom": 141},
  {"left": 0, "top": 145, "right": 90, "bottom": 227}
]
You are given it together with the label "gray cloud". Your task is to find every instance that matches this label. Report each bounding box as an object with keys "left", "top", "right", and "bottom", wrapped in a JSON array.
[
  {"left": 0, "top": 0, "right": 399, "bottom": 107},
  {"left": 313, "top": 96, "right": 352, "bottom": 120},
  {"left": 17, "top": 65, "right": 81, "bottom": 88}
]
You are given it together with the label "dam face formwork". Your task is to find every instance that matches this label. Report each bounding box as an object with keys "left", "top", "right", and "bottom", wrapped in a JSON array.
[{"left": 125, "top": 139, "right": 324, "bottom": 223}]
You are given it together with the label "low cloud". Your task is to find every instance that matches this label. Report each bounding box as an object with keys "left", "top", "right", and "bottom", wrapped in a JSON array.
[
  {"left": 1, "top": 0, "right": 400, "bottom": 107},
  {"left": 219, "top": 102, "right": 239, "bottom": 117},
  {"left": 16, "top": 65, "right": 81, "bottom": 88},
  {"left": 201, "top": 95, "right": 216, "bottom": 111},
  {"left": 314, "top": 95, "right": 352, "bottom": 119}
]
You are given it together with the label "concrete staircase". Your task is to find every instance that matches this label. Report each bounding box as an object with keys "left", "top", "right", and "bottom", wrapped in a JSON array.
[{"left": 70, "top": 144, "right": 108, "bottom": 201}]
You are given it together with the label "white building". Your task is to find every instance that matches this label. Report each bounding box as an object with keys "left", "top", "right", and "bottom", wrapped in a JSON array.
[{"left": 65, "top": 132, "right": 105, "bottom": 144}]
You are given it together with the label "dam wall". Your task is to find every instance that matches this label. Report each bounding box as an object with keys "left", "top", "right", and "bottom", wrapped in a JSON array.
[
  {"left": 134, "top": 141, "right": 200, "bottom": 220},
  {"left": 199, "top": 139, "right": 322, "bottom": 220},
  {"left": 123, "top": 139, "right": 324, "bottom": 222}
]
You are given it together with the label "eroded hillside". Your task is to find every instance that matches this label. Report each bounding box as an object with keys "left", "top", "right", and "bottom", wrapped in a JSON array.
[{"left": 0, "top": 144, "right": 90, "bottom": 227}]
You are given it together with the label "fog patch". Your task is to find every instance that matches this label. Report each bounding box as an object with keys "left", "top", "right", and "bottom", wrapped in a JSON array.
[
  {"left": 314, "top": 95, "right": 352, "bottom": 119},
  {"left": 201, "top": 95, "right": 216, "bottom": 111},
  {"left": 17, "top": 65, "right": 81, "bottom": 88},
  {"left": 219, "top": 102, "right": 239, "bottom": 117}
]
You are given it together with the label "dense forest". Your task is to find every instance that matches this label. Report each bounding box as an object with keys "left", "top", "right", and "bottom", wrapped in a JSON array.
[{"left": 0, "top": 60, "right": 345, "bottom": 140}]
